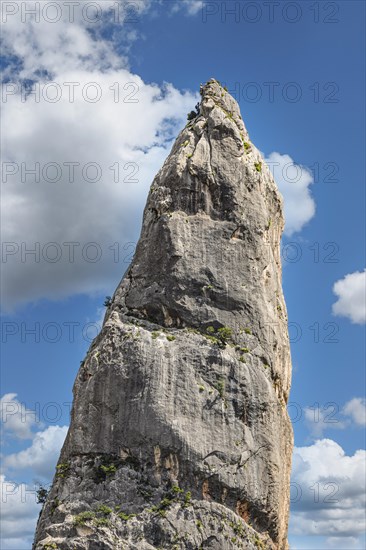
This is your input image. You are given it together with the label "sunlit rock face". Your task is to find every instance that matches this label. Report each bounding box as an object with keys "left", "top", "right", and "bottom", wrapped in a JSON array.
[{"left": 34, "top": 79, "right": 293, "bottom": 550}]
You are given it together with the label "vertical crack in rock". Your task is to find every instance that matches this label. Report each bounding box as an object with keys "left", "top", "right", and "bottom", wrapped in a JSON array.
[{"left": 33, "top": 79, "right": 293, "bottom": 550}]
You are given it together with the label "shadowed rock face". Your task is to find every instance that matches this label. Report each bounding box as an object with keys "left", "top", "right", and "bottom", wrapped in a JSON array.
[{"left": 34, "top": 79, "right": 293, "bottom": 550}]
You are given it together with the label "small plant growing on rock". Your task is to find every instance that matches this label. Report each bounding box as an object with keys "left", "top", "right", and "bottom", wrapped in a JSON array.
[
  {"left": 244, "top": 327, "right": 251, "bottom": 335},
  {"left": 160, "top": 497, "right": 174, "bottom": 509},
  {"left": 149, "top": 493, "right": 178, "bottom": 517},
  {"left": 118, "top": 511, "right": 136, "bottom": 521},
  {"left": 55, "top": 463, "right": 69, "bottom": 479},
  {"left": 36, "top": 486, "right": 49, "bottom": 504},
  {"left": 216, "top": 380, "right": 225, "bottom": 398},
  {"left": 204, "top": 325, "right": 233, "bottom": 347},
  {"left": 254, "top": 537, "right": 266, "bottom": 549},
  {"left": 184, "top": 491, "right": 191, "bottom": 507},
  {"left": 95, "top": 457, "right": 122, "bottom": 483},
  {"left": 104, "top": 296, "right": 112, "bottom": 307},
  {"left": 187, "top": 102, "right": 200, "bottom": 121},
  {"left": 198, "top": 385, "right": 205, "bottom": 392},
  {"left": 217, "top": 326, "right": 233, "bottom": 344},
  {"left": 97, "top": 504, "right": 113, "bottom": 516},
  {"left": 151, "top": 331, "right": 160, "bottom": 339},
  {"left": 94, "top": 517, "right": 110, "bottom": 527},
  {"left": 73, "top": 511, "right": 95, "bottom": 526},
  {"left": 254, "top": 162, "right": 262, "bottom": 173},
  {"left": 100, "top": 463, "right": 117, "bottom": 476},
  {"left": 166, "top": 335, "right": 176, "bottom": 342},
  {"left": 204, "top": 326, "right": 220, "bottom": 345}
]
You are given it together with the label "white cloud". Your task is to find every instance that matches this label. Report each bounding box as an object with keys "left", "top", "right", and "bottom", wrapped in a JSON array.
[
  {"left": 290, "top": 439, "right": 366, "bottom": 541},
  {"left": 0, "top": 474, "right": 41, "bottom": 549},
  {"left": 265, "top": 152, "right": 315, "bottom": 236},
  {"left": 3, "top": 2, "right": 121, "bottom": 79},
  {"left": 332, "top": 269, "right": 366, "bottom": 324},
  {"left": 1, "top": 2, "right": 315, "bottom": 314},
  {"left": 343, "top": 398, "right": 366, "bottom": 426},
  {"left": 303, "top": 397, "right": 366, "bottom": 438},
  {"left": 0, "top": 393, "right": 67, "bottom": 547},
  {"left": 325, "top": 536, "right": 364, "bottom": 549},
  {"left": 1, "top": 393, "right": 39, "bottom": 440},
  {"left": 1, "top": 73, "right": 196, "bottom": 311},
  {"left": 1, "top": 2, "right": 198, "bottom": 312},
  {"left": 303, "top": 406, "right": 347, "bottom": 438},
  {"left": 4, "top": 425, "right": 68, "bottom": 480},
  {"left": 171, "top": 0, "right": 203, "bottom": 15},
  {"left": 1, "top": 1, "right": 152, "bottom": 80}
]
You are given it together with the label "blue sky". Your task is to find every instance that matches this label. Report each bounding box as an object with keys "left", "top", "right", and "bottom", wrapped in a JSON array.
[{"left": 1, "top": 1, "right": 365, "bottom": 548}]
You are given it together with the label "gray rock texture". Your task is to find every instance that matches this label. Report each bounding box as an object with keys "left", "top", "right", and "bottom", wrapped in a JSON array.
[{"left": 33, "top": 79, "right": 293, "bottom": 550}]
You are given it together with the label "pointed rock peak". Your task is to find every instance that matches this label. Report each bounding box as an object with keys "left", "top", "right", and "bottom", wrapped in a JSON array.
[
  {"left": 184, "top": 78, "right": 249, "bottom": 143},
  {"left": 200, "top": 78, "right": 244, "bottom": 122},
  {"left": 33, "top": 79, "right": 293, "bottom": 550},
  {"left": 146, "top": 78, "right": 281, "bottom": 230}
]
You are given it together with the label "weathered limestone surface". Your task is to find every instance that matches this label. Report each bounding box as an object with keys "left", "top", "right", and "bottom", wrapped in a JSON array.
[{"left": 34, "top": 79, "right": 293, "bottom": 550}]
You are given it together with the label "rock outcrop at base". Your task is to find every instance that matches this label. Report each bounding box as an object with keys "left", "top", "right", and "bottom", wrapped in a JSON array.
[{"left": 34, "top": 79, "right": 293, "bottom": 550}]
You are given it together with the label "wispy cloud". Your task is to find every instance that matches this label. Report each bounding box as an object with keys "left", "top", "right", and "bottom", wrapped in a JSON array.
[{"left": 303, "top": 397, "right": 366, "bottom": 438}]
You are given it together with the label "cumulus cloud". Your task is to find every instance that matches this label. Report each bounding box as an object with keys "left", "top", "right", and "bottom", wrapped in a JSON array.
[
  {"left": 0, "top": 393, "right": 68, "bottom": 547},
  {"left": 1, "top": 1, "right": 198, "bottom": 312},
  {"left": 0, "top": 474, "right": 42, "bottom": 549},
  {"left": 265, "top": 152, "right": 315, "bottom": 236},
  {"left": 3, "top": 425, "right": 68, "bottom": 480},
  {"left": 1, "top": 70, "right": 196, "bottom": 311},
  {"left": 332, "top": 269, "right": 366, "bottom": 324},
  {"left": 1, "top": 0, "right": 135, "bottom": 80},
  {"left": 290, "top": 439, "right": 366, "bottom": 541},
  {"left": 1, "top": 393, "right": 39, "bottom": 440},
  {"left": 343, "top": 398, "right": 366, "bottom": 426},
  {"left": 1, "top": 2, "right": 315, "bottom": 313}
]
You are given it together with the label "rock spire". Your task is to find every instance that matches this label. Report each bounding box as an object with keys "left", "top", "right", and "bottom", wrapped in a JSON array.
[{"left": 34, "top": 79, "right": 293, "bottom": 550}]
